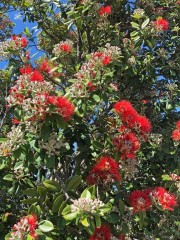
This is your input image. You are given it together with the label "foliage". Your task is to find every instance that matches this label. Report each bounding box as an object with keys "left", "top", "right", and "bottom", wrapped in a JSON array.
[{"left": 0, "top": 0, "right": 179, "bottom": 239}]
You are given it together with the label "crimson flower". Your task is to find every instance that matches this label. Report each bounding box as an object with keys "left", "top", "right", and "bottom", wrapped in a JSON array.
[
  {"left": 102, "top": 55, "right": 112, "bottom": 65},
  {"left": 87, "top": 156, "right": 121, "bottom": 186},
  {"left": 87, "top": 81, "right": 96, "bottom": 91},
  {"left": 48, "top": 96, "right": 75, "bottom": 121},
  {"left": 171, "top": 129, "right": 180, "bottom": 141},
  {"left": 89, "top": 225, "right": 111, "bottom": 240},
  {"left": 152, "top": 187, "right": 177, "bottom": 211},
  {"left": 39, "top": 60, "right": 51, "bottom": 73},
  {"left": 154, "top": 18, "right": 169, "bottom": 31},
  {"left": 129, "top": 189, "right": 152, "bottom": 213},
  {"left": 20, "top": 65, "right": 33, "bottom": 75},
  {"left": 60, "top": 43, "right": 72, "bottom": 53},
  {"left": 113, "top": 132, "right": 140, "bottom": 159},
  {"left": 98, "top": 6, "right": 112, "bottom": 16},
  {"left": 30, "top": 70, "right": 44, "bottom": 82}
]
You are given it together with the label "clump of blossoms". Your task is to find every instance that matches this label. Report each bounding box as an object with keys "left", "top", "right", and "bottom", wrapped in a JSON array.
[
  {"left": 171, "top": 120, "right": 180, "bottom": 141},
  {"left": 71, "top": 198, "right": 104, "bottom": 214},
  {"left": 0, "top": 35, "right": 27, "bottom": 61},
  {"left": 87, "top": 156, "right": 121, "bottom": 187},
  {"left": 0, "top": 125, "right": 25, "bottom": 156},
  {"left": 113, "top": 100, "right": 152, "bottom": 159},
  {"left": 154, "top": 17, "right": 169, "bottom": 31},
  {"left": 52, "top": 39, "right": 73, "bottom": 56},
  {"left": 70, "top": 44, "right": 121, "bottom": 97},
  {"left": 39, "top": 132, "right": 66, "bottom": 157},
  {"left": 9, "top": 214, "right": 38, "bottom": 240},
  {"left": 151, "top": 187, "right": 177, "bottom": 211},
  {"left": 6, "top": 65, "right": 75, "bottom": 123},
  {"left": 129, "top": 189, "right": 152, "bottom": 213}
]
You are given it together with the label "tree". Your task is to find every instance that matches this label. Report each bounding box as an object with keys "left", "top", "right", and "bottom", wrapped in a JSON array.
[{"left": 0, "top": 0, "right": 179, "bottom": 239}]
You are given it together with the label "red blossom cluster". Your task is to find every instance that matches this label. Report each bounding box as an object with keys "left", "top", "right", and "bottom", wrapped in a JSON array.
[
  {"left": 129, "top": 187, "right": 177, "bottom": 213},
  {"left": 12, "top": 35, "right": 28, "bottom": 48},
  {"left": 113, "top": 100, "right": 152, "bottom": 159},
  {"left": 48, "top": 95, "right": 75, "bottom": 121},
  {"left": 154, "top": 18, "right": 169, "bottom": 31},
  {"left": 152, "top": 187, "right": 178, "bottom": 211},
  {"left": 98, "top": 5, "right": 112, "bottom": 16},
  {"left": 87, "top": 156, "right": 121, "bottom": 186},
  {"left": 89, "top": 225, "right": 111, "bottom": 240},
  {"left": 129, "top": 189, "right": 152, "bottom": 213},
  {"left": 171, "top": 120, "right": 180, "bottom": 141},
  {"left": 6, "top": 65, "right": 75, "bottom": 123},
  {"left": 10, "top": 214, "right": 38, "bottom": 240}
]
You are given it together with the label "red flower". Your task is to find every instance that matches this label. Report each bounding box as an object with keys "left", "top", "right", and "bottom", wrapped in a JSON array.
[
  {"left": 113, "top": 132, "right": 140, "bottom": 159},
  {"left": 20, "top": 65, "right": 33, "bottom": 75},
  {"left": 87, "top": 81, "right": 96, "bottom": 91},
  {"left": 113, "top": 100, "right": 138, "bottom": 126},
  {"left": 21, "top": 37, "right": 28, "bottom": 47},
  {"left": 154, "top": 18, "right": 169, "bottom": 31},
  {"left": 48, "top": 96, "right": 75, "bottom": 121},
  {"left": 39, "top": 60, "right": 51, "bottom": 73},
  {"left": 102, "top": 55, "right": 112, "bottom": 65},
  {"left": 30, "top": 70, "right": 44, "bottom": 82},
  {"left": 129, "top": 189, "right": 152, "bottom": 213},
  {"left": 60, "top": 43, "right": 72, "bottom": 53},
  {"left": 12, "top": 35, "right": 28, "bottom": 47},
  {"left": 152, "top": 187, "right": 177, "bottom": 211},
  {"left": 135, "top": 115, "right": 152, "bottom": 134},
  {"left": 176, "top": 120, "right": 180, "bottom": 129},
  {"left": 12, "top": 118, "right": 21, "bottom": 124},
  {"left": 89, "top": 225, "right": 111, "bottom": 240},
  {"left": 171, "top": 129, "right": 180, "bottom": 141},
  {"left": 27, "top": 215, "right": 37, "bottom": 231},
  {"left": 98, "top": 6, "right": 112, "bottom": 16},
  {"left": 87, "top": 156, "right": 121, "bottom": 186}
]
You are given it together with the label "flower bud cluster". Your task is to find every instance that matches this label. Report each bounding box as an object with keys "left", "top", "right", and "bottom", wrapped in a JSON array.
[
  {"left": 0, "top": 36, "right": 27, "bottom": 61},
  {"left": 120, "top": 158, "right": 139, "bottom": 179},
  {"left": 71, "top": 197, "right": 104, "bottom": 214},
  {"left": 69, "top": 44, "right": 121, "bottom": 97},
  {"left": 39, "top": 132, "right": 65, "bottom": 156},
  {"left": 52, "top": 39, "right": 73, "bottom": 56},
  {"left": 9, "top": 214, "right": 38, "bottom": 240},
  {"left": 0, "top": 125, "right": 25, "bottom": 156}
]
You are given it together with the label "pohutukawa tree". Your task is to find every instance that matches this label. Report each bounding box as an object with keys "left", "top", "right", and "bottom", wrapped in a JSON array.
[{"left": 0, "top": 0, "right": 179, "bottom": 239}]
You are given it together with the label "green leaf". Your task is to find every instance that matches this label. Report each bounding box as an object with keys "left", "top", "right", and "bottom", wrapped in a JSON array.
[
  {"left": 67, "top": 175, "right": 82, "bottom": 191},
  {"left": 81, "top": 217, "right": 89, "bottom": 227},
  {"left": 43, "top": 180, "right": 61, "bottom": 192},
  {"left": 44, "top": 154, "right": 55, "bottom": 169},
  {"left": 63, "top": 212, "right": 78, "bottom": 221},
  {"left": 119, "top": 199, "right": 125, "bottom": 215},
  {"left": 81, "top": 189, "right": 91, "bottom": 199},
  {"left": 62, "top": 205, "right": 71, "bottom": 215},
  {"left": 38, "top": 220, "right": 54, "bottom": 232},
  {"left": 93, "top": 94, "right": 100, "bottom": 102},
  {"left": 104, "top": 213, "right": 119, "bottom": 224},
  {"left": 3, "top": 174, "right": 13, "bottom": 181},
  {"left": 55, "top": 114, "right": 67, "bottom": 129},
  {"left": 52, "top": 194, "right": 64, "bottom": 213},
  {"left": 95, "top": 215, "right": 101, "bottom": 227},
  {"left": 5, "top": 233, "right": 12, "bottom": 240},
  {"left": 122, "top": 222, "right": 129, "bottom": 234},
  {"left": 131, "top": 22, "right": 140, "bottom": 29},
  {"left": 21, "top": 198, "right": 38, "bottom": 204},
  {"left": 58, "top": 201, "right": 67, "bottom": 215},
  {"left": 41, "top": 124, "right": 51, "bottom": 141},
  {"left": 141, "top": 18, "right": 150, "bottom": 29}
]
